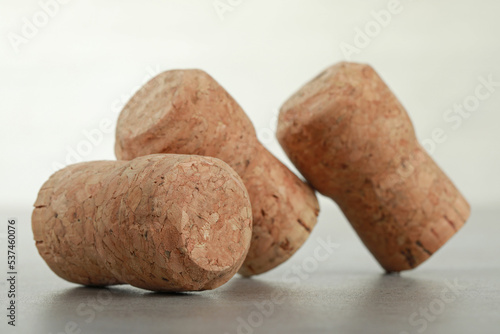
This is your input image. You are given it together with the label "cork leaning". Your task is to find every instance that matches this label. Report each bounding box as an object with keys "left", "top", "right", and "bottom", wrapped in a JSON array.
[
  {"left": 115, "top": 69, "right": 320, "bottom": 276},
  {"left": 277, "top": 62, "right": 470, "bottom": 272}
]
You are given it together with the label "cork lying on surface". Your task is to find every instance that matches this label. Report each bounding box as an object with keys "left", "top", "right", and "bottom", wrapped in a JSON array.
[
  {"left": 277, "top": 62, "right": 470, "bottom": 272},
  {"left": 32, "top": 154, "right": 253, "bottom": 292},
  {"left": 115, "top": 69, "right": 320, "bottom": 276}
]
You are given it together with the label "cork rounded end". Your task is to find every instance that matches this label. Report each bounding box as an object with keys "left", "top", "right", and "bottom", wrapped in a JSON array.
[
  {"left": 181, "top": 205, "right": 252, "bottom": 274},
  {"left": 178, "top": 157, "right": 253, "bottom": 275},
  {"left": 115, "top": 69, "right": 212, "bottom": 160}
]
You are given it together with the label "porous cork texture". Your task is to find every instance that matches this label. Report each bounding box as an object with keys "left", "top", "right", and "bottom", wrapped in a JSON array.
[
  {"left": 277, "top": 62, "right": 470, "bottom": 272},
  {"left": 115, "top": 69, "right": 320, "bottom": 276},
  {"left": 32, "top": 154, "right": 252, "bottom": 292}
]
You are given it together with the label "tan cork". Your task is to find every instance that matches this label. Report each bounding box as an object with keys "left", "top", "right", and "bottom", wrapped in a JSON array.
[
  {"left": 277, "top": 62, "right": 470, "bottom": 272},
  {"left": 32, "top": 154, "right": 253, "bottom": 291},
  {"left": 115, "top": 69, "right": 320, "bottom": 276}
]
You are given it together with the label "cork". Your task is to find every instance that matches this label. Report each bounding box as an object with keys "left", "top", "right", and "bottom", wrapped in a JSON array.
[
  {"left": 32, "top": 154, "right": 253, "bottom": 291},
  {"left": 115, "top": 69, "right": 320, "bottom": 276},
  {"left": 277, "top": 62, "right": 470, "bottom": 272}
]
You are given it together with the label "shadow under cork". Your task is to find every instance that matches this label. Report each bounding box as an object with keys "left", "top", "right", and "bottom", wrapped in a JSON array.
[
  {"left": 336, "top": 273, "right": 469, "bottom": 334},
  {"left": 34, "top": 284, "right": 209, "bottom": 334},
  {"left": 33, "top": 277, "right": 284, "bottom": 334}
]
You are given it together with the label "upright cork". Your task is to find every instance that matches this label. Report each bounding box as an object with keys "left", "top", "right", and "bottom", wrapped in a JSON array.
[
  {"left": 115, "top": 69, "right": 319, "bottom": 276},
  {"left": 277, "top": 62, "right": 470, "bottom": 272},
  {"left": 32, "top": 154, "right": 252, "bottom": 291}
]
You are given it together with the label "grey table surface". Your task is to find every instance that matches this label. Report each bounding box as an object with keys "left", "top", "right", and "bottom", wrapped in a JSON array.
[{"left": 1, "top": 203, "right": 499, "bottom": 334}]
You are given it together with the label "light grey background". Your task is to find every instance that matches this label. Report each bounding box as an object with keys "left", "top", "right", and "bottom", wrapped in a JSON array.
[
  {"left": 0, "top": 0, "right": 499, "bottom": 209},
  {"left": 0, "top": 1, "right": 499, "bottom": 333}
]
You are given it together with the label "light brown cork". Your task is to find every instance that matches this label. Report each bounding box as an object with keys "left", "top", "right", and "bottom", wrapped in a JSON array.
[
  {"left": 32, "top": 154, "right": 252, "bottom": 291},
  {"left": 277, "top": 62, "right": 470, "bottom": 272},
  {"left": 115, "top": 69, "right": 320, "bottom": 276}
]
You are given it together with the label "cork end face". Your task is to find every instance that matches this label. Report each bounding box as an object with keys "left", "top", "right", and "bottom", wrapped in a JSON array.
[
  {"left": 177, "top": 156, "right": 253, "bottom": 277},
  {"left": 161, "top": 156, "right": 252, "bottom": 291},
  {"left": 181, "top": 205, "right": 253, "bottom": 274},
  {"left": 115, "top": 69, "right": 212, "bottom": 160},
  {"left": 278, "top": 62, "right": 372, "bottom": 136}
]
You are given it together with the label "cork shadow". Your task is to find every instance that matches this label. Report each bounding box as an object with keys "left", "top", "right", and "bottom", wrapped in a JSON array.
[
  {"left": 336, "top": 273, "right": 456, "bottom": 332},
  {"left": 35, "top": 284, "right": 210, "bottom": 334}
]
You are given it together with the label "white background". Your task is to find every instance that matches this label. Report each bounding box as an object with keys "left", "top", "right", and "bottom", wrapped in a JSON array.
[{"left": 1, "top": 0, "right": 499, "bottom": 212}]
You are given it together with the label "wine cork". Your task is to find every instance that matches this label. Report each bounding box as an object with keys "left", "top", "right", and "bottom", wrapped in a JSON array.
[
  {"left": 277, "top": 62, "right": 470, "bottom": 272},
  {"left": 115, "top": 69, "right": 319, "bottom": 276},
  {"left": 32, "top": 154, "right": 252, "bottom": 291}
]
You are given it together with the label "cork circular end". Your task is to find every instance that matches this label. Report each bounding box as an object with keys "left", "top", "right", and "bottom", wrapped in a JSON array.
[
  {"left": 115, "top": 69, "right": 211, "bottom": 160},
  {"left": 181, "top": 206, "right": 251, "bottom": 273},
  {"left": 175, "top": 156, "right": 253, "bottom": 277}
]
